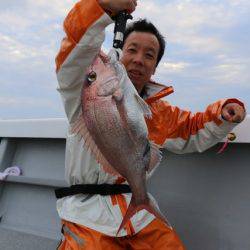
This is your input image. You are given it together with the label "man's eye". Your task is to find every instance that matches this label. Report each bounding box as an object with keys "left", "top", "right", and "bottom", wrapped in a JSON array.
[
  {"left": 128, "top": 48, "right": 136, "bottom": 53},
  {"left": 146, "top": 53, "right": 154, "bottom": 59}
]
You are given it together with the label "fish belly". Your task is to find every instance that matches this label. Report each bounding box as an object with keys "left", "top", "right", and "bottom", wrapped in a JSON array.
[{"left": 83, "top": 97, "right": 147, "bottom": 178}]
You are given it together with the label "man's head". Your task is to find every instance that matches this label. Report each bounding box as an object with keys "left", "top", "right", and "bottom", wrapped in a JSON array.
[{"left": 120, "top": 19, "right": 165, "bottom": 93}]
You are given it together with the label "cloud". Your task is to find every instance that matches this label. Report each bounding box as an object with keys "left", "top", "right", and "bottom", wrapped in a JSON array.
[
  {"left": 209, "top": 58, "right": 250, "bottom": 87},
  {"left": 127, "top": 0, "right": 250, "bottom": 92},
  {"left": 159, "top": 61, "right": 190, "bottom": 73},
  {"left": 0, "top": 0, "right": 249, "bottom": 118},
  {"left": 0, "top": 96, "right": 55, "bottom": 108},
  {"left": 154, "top": 54, "right": 250, "bottom": 92},
  {"left": 133, "top": 0, "right": 249, "bottom": 54},
  {"left": 0, "top": 33, "right": 40, "bottom": 61},
  {"left": 0, "top": 11, "right": 30, "bottom": 31}
]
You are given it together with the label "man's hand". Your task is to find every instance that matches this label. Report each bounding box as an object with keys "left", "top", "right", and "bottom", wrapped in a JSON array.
[
  {"left": 221, "top": 103, "right": 246, "bottom": 123},
  {"left": 98, "top": 0, "right": 137, "bottom": 14}
]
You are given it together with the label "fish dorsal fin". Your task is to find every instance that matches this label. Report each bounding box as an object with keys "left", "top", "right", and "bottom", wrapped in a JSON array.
[
  {"left": 134, "top": 94, "right": 152, "bottom": 119},
  {"left": 108, "top": 48, "right": 122, "bottom": 62},
  {"left": 71, "top": 114, "right": 120, "bottom": 176},
  {"left": 99, "top": 51, "right": 110, "bottom": 64},
  {"left": 146, "top": 141, "right": 162, "bottom": 177}
]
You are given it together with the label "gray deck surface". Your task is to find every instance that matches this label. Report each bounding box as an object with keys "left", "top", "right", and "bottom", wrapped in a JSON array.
[
  {"left": 0, "top": 228, "right": 59, "bottom": 250},
  {"left": 0, "top": 136, "right": 250, "bottom": 249}
]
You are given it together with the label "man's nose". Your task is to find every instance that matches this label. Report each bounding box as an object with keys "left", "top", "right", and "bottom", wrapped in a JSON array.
[{"left": 132, "top": 53, "right": 144, "bottom": 65}]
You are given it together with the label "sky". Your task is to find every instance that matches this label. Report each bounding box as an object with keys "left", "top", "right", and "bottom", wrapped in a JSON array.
[{"left": 0, "top": 0, "right": 249, "bottom": 119}]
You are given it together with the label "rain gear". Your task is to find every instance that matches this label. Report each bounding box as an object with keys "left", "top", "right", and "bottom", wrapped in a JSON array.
[{"left": 55, "top": 0, "right": 244, "bottom": 248}]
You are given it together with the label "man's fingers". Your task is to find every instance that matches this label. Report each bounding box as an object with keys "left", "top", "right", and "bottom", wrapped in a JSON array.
[
  {"left": 222, "top": 110, "right": 233, "bottom": 122},
  {"left": 222, "top": 103, "right": 245, "bottom": 123},
  {"left": 232, "top": 105, "right": 245, "bottom": 123},
  {"left": 128, "top": 0, "right": 137, "bottom": 12},
  {"left": 233, "top": 116, "right": 242, "bottom": 123},
  {"left": 228, "top": 109, "right": 241, "bottom": 123},
  {"left": 228, "top": 108, "right": 237, "bottom": 122},
  {"left": 98, "top": 0, "right": 137, "bottom": 14},
  {"left": 228, "top": 109, "right": 235, "bottom": 116}
]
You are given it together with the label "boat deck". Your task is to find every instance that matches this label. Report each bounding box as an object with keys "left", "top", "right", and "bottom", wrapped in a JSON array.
[{"left": 0, "top": 117, "right": 249, "bottom": 249}]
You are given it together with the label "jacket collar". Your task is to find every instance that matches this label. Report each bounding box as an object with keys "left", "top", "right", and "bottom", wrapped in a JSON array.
[{"left": 142, "top": 80, "right": 174, "bottom": 103}]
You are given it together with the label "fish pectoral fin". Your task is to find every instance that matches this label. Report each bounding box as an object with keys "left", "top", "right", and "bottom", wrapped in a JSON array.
[
  {"left": 112, "top": 89, "right": 124, "bottom": 102},
  {"left": 134, "top": 94, "right": 152, "bottom": 119},
  {"left": 146, "top": 142, "right": 162, "bottom": 176},
  {"left": 71, "top": 113, "right": 120, "bottom": 176}
]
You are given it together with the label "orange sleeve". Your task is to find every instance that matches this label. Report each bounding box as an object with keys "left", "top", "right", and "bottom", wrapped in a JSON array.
[
  {"left": 55, "top": 0, "right": 105, "bottom": 72},
  {"left": 146, "top": 99, "right": 236, "bottom": 146},
  {"left": 221, "top": 98, "right": 245, "bottom": 110}
]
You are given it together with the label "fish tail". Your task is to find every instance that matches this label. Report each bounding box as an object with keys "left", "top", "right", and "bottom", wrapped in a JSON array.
[{"left": 116, "top": 195, "right": 171, "bottom": 236}]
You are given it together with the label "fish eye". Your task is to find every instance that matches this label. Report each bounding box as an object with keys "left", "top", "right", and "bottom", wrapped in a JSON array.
[{"left": 87, "top": 71, "right": 97, "bottom": 84}]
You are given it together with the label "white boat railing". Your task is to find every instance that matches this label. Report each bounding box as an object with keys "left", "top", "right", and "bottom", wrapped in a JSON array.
[
  {"left": 0, "top": 116, "right": 249, "bottom": 249},
  {"left": 0, "top": 115, "right": 249, "bottom": 142}
]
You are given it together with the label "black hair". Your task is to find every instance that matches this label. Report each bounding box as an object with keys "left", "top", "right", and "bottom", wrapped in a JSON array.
[{"left": 123, "top": 19, "right": 166, "bottom": 67}]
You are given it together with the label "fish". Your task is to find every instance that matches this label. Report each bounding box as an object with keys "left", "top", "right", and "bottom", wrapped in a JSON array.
[{"left": 72, "top": 48, "right": 170, "bottom": 235}]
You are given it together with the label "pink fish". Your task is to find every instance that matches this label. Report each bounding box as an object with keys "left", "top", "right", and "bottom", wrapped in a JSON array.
[{"left": 72, "top": 49, "right": 169, "bottom": 235}]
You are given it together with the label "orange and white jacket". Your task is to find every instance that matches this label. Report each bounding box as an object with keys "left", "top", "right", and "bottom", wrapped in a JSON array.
[{"left": 55, "top": 0, "right": 243, "bottom": 237}]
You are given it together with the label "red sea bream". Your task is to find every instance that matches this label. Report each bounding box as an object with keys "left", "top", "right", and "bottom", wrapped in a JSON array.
[{"left": 72, "top": 49, "right": 169, "bottom": 235}]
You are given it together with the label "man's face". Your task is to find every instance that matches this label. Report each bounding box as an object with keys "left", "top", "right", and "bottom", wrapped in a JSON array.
[{"left": 120, "top": 31, "right": 160, "bottom": 93}]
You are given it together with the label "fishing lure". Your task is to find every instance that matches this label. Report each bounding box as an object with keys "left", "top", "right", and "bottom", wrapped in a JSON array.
[{"left": 217, "top": 132, "right": 236, "bottom": 154}]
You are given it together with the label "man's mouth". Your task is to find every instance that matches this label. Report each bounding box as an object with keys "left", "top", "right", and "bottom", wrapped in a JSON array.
[{"left": 128, "top": 70, "right": 142, "bottom": 78}]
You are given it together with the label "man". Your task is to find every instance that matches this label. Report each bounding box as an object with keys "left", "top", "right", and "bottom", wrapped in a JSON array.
[{"left": 55, "top": 0, "right": 246, "bottom": 249}]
